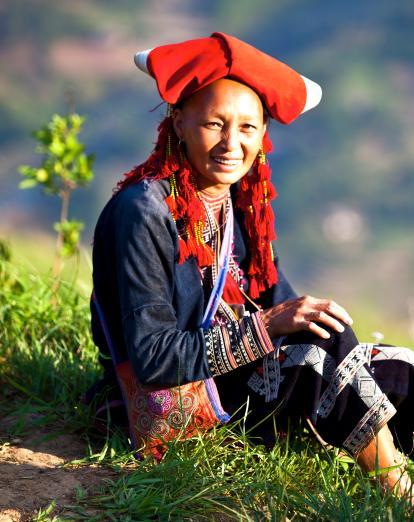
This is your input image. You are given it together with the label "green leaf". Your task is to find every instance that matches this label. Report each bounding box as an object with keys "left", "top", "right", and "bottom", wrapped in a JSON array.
[
  {"left": 17, "top": 111, "right": 94, "bottom": 267},
  {"left": 70, "top": 113, "right": 85, "bottom": 130},
  {"left": 66, "top": 134, "right": 81, "bottom": 152},
  {"left": 19, "top": 178, "right": 38, "bottom": 189},
  {"left": 36, "top": 168, "right": 49, "bottom": 182},
  {"left": 49, "top": 139, "right": 65, "bottom": 157},
  {"left": 0, "top": 239, "right": 11, "bottom": 261},
  {"left": 33, "top": 127, "right": 52, "bottom": 145},
  {"left": 18, "top": 165, "right": 36, "bottom": 177},
  {"left": 54, "top": 219, "right": 85, "bottom": 258}
]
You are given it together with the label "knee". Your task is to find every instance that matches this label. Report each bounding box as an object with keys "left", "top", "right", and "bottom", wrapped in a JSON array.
[
  {"left": 284, "top": 321, "right": 359, "bottom": 349},
  {"left": 328, "top": 321, "right": 358, "bottom": 343},
  {"left": 319, "top": 322, "right": 360, "bottom": 356}
]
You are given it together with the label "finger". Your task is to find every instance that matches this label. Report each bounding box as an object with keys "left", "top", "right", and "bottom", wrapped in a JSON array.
[
  {"left": 319, "top": 300, "right": 353, "bottom": 325},
  {"left": 308, "top": 311, "right": 345, "bottom": 334},
  {"left": 306, "top": 321, "right": 331, "bottom": 339}
]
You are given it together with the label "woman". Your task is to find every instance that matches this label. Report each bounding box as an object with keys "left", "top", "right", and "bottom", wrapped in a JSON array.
[{"left": 90, "top": 33, "right": 414, "bottom": 500}]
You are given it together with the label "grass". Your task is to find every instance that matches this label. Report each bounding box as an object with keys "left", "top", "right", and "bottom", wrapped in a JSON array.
[
  {"left": 6, "top": 231, "right": 93, "bottom": 293},
  {"left": 1, "top": 238, "right": 414, "bottom": 521}
]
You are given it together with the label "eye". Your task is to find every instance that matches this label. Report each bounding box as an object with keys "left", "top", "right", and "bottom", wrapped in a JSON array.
[
  {"left": 205, "top": 121, "right": 222, "bottom": 129},
  {"left": 241, "top": 123, "right": 258, "bottom": 131}
]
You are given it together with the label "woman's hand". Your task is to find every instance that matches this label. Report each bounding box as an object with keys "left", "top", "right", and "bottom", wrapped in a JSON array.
[{"left": 261, "top": 295, "right": 353, "bottom": 340}]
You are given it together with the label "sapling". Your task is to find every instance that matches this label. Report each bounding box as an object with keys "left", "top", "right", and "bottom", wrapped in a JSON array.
[{"left": 19, "top": 113, "right": 94, "bottom": 290}]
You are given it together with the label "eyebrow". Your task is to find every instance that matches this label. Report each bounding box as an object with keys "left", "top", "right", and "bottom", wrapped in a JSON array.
[{"left": 203, "top": 111, "right": 262, "bottom": 121}]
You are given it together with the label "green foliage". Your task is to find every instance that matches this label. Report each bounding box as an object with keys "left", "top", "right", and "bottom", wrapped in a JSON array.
[
  {"left": 4, "top": 417, "right": 414, "bottom": 520},
  {"left": 19, "top": 113, "right": 94, "bottom": 195},
  {"left": 0, "top": 238, "right": 24, "bottom": 297},
  {"left": 68, "top": 426, "right": 414, "bottom": 521},
  {"left": 0, "top": 240, "right": 99, "bottom": 418},
  {"left": 33, "top": 501, "right": 58, "bottom": 522},
  {"left": 18, "top": 113, "right": 95, "bottom": 273},
  {"left": 54, "top": 220, "right": 85, "bottom": 258},
  {"left": 1, "top": 243, "right": 413, "bottom": 520},
  {"left": 0, "top": 238, "right": 11, "bottom": 261}
]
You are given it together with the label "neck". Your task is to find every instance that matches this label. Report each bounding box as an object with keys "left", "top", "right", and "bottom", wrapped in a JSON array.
[{"left": 199, "top": 185, "right": 230, "bottom": 198}]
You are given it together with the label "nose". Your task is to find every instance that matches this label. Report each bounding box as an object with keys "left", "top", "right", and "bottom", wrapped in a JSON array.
[{"left": 220, "top": 125, "right": 240, "bottom": 152}]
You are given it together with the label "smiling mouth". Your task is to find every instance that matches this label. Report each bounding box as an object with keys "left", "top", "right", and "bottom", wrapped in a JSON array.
[{"left": 212, "top": 157, "right": 243, "bottom": 167}]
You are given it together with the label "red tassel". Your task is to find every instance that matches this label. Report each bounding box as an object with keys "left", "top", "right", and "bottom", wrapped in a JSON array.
[
  {"left": 166, "top": 155, "right": 180, "bottom": 174},
  {"left": 263, "top": 131, "right": 273, "bottom": 154},
  {"left": 267, "top": 183, "right": 277, "bottom": 200},
  {"left": 248, "top": 277, "right": 259, "bottom": 299},
  {"left": 222, "top": 273, "right": 245, "bottom": 305},
  {"left": 256, "top": 162, "right": 269, "bottom": 181},
  {"left": 203, "top": 243, "right": 215, "bottom": 266},
  {"left": 178, "top": 236, "right": 189, "bottom": 264},
  {"left": 263, "top": 205, "right": 276, "bottom": 241},
  {"left": 196, "top": 242, "right": 214, "bottom": 267},
  {"left": 185, "top": 234, "right": 198, "bottom": 257},
  {"left": 175, "top": 195, "right": 188, "bottom": 215},
  {"left": 234, "top": 132, "right": 279, "bottom": 298},
  {"left": 165, "top": 195, "right": 177, "bottom": 216}
]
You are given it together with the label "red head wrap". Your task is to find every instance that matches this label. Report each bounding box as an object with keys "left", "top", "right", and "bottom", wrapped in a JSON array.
[{"left": 136, "top": 32, "right": 321, "bottom": 124}]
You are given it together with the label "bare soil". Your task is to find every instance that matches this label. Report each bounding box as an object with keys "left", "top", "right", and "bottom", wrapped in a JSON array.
[{"left": 0, "top": 419, "right": 118, "bottom": 521}]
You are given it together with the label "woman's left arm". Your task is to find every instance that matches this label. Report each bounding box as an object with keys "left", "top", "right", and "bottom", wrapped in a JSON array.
[{"left": 257, "top": 256, "right": 353, "bottom": 340}]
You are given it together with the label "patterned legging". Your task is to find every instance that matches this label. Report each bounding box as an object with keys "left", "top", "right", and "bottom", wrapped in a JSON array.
[{"left": 216, "top": 325, "right": 414, "bottom": 456}]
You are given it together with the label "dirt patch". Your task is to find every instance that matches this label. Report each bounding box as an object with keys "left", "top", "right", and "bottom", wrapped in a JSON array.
[{"left": 0, "top": 429, "right": 119, "bottom": 521}]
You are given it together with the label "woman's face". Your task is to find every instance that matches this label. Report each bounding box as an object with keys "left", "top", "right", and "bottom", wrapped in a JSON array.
[{"left": 173, "top": 79, "right": 267, "bottom": 195}]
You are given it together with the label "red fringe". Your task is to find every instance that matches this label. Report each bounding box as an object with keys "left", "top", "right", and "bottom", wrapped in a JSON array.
[
  {"left": 235, "top": 131, "right": 278, "bottom": 297},
  {"left": 115, "top": 121, "right": 279, "bottom": 299},
  {"left": 222, "top": 273, "right": 245, "bottom": 305},
  {"left": 178, "top": 237, "right": 189, "bottom": 264}
]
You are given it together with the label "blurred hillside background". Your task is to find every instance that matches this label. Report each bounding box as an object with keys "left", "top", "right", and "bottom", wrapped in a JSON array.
[{"left": 1, "top": 0, "right": 413, "bottom": 343}]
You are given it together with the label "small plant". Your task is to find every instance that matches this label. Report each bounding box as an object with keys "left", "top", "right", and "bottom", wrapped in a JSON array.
[{"left": 19, "top": 113, "right": 94, "bottom": 287}]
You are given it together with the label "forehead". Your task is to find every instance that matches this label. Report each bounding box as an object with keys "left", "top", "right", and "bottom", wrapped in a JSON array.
[{"left": 181, "top": 78, "right": 264, "bottom": 118}]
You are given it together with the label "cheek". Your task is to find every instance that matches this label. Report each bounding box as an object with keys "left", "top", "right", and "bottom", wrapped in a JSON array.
[
  {"left": 244, "top": 140, "right": 261, "bottom": 163},
  {"left": 186, "top": 131, "right": 216, "bottom": 159}
]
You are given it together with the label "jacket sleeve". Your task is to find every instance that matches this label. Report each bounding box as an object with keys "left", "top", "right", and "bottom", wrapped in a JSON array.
[{"left": 114, "top": 189, "right": 274, "bottom": 388}]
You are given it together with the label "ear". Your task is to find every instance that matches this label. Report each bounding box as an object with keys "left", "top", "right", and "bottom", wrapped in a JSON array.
[
  {"left": 172, "top": 108, "right": 184, "bottom": 142},
  {"left": 261, "top": 120, "right": 267, "bottom": 139}
]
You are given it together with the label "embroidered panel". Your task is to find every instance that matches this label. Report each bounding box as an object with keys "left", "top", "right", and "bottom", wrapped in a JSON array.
[
  {"left": 317, "top": 345, "right": 367, "bottom": 419},
  {"left": 248, "top": 343, "right": 337, "bottom": 398},
  {"left": 204, "top": 312, "right": 274, "bottom": 376},
  {"left": 369, "top": 345, "right": 414, "bottom": 365},
  {"left": 342, "top": 393, "right": 396, "bottom": 455},
  {"left": 116, "top": 361, "right": 222, "bottom": 459},
  {"left": 247, "top": 342, "right": 394, "bottom": 436}
]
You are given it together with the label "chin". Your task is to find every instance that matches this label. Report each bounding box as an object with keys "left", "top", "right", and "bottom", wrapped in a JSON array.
[{"left": 208, "top": 170, "right": 246, "bottom": 187}]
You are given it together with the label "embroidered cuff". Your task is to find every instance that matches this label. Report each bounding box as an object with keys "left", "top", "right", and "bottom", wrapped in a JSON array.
[
  {"left": 204, "top": 311, "right": 274, "bottom": 376},
  {"left": 343, "top": 394, "right": 396, "bottom": 456}
]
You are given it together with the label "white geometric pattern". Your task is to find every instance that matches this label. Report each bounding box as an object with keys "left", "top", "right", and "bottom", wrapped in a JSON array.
[
  {"left": 370, "top": 345, "right": 414, "bottom": 365},
  {"left": 247, "top": 340, "right": 403, "bottom": 454},
  {"left": 318, "top": 346, "right": 367, "bottom": 418},
  {"left": 343, "top": 393, "right": 396, "bottom": 455}
]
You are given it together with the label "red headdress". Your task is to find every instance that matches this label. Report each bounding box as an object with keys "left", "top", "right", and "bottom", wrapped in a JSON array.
[{"left": 116, "top": 33, "right": 322, "bottom": 299}]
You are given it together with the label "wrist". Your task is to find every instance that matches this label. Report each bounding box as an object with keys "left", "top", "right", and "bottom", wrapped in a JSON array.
[{"left": 260, "top": 308, "right": 276, "bottom": 339}]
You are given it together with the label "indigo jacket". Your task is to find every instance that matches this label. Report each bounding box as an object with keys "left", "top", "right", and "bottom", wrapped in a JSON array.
[{"left": 90, "top": 179, "right": 297, "bottom": 392}]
